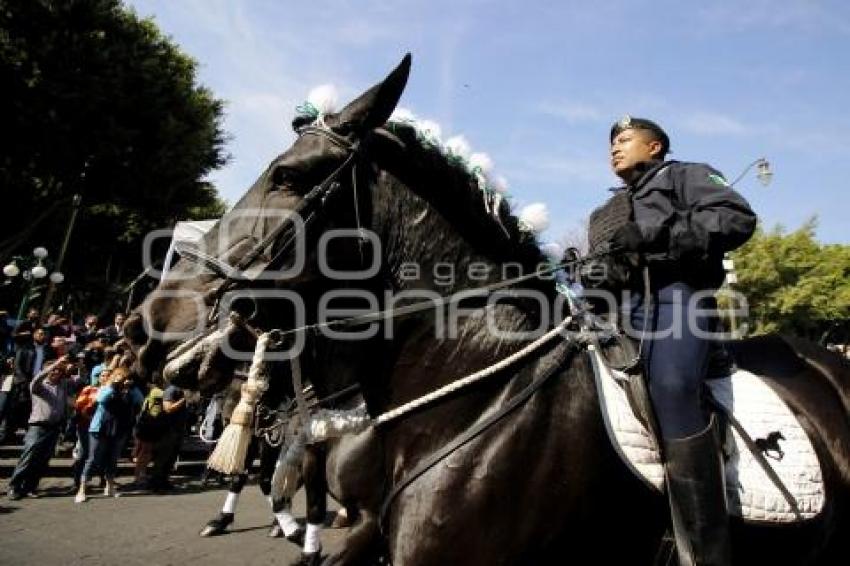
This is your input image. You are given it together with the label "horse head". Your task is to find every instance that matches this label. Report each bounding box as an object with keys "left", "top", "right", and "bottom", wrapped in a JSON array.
[{"left": 126, "top": 55, "right": 413, "bottom": 396}]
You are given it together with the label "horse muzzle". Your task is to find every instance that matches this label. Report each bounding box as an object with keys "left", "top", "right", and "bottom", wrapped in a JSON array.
[{"left": 162, "top": 315, "right": 258, "bottom": 394}]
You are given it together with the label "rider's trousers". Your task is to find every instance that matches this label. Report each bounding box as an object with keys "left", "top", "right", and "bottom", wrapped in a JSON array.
[{"left": 625, "top": 281, "right": 714, "bottom": 441}]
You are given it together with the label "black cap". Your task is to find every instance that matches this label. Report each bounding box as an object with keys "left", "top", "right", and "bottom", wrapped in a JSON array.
[{"left": 610, "top": 115, "right": 670, "bottom": 155}]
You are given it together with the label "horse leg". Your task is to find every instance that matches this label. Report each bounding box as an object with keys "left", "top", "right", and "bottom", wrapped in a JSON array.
[
  {"left": 322, "top": 430, "right": 387, "bottom": 566},
  {"left": 259, "top": 440, "right": 304, "bottom": 542},
  {"left": 199, "top": 471, "right": 246, "bottom": 536},
  {"left": 289, "top": 443, "right": 327, "bottom": 566},
  {"left": 200, "top": 438, "right": 260, "bottom": 537}
]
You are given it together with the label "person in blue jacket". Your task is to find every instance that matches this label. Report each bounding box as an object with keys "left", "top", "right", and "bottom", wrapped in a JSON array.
[{"left": 75, "top": 366, "right": 142, "bottom": 503}]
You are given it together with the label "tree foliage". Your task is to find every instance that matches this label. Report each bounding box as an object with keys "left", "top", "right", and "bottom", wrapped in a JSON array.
[
  {"left": 0, "top": 0, "right": 228, "bottom": 314},
  {"left": 731, "top": 218, "right": 850, "bottom": 341}
]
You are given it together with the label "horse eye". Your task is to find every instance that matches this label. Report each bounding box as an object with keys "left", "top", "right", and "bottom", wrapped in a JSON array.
[{"left": 272, "top": 166, "right": 302, "bottom": 187}]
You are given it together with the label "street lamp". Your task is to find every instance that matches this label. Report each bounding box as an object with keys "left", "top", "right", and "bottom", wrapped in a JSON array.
[
  {"left": 31, "top": 264, "right": 48, "bottom": 279},
  {"left": 3, "top": 262, "right": 20, "bottom": 278},
  {"left": 730, "top": 157, "right": 772, "bottom": 188},
  {"left": 722, "top": 255, "right": 740, "bottom": 338},
  {"left": 40, "top": 194, "right": 82, "bottom": 320},
  {"left": 2, "top": 247, "right": 64, "bottom": 321},
  {"left": 723, "top": 156, "right": 773, "bottom": 338}
]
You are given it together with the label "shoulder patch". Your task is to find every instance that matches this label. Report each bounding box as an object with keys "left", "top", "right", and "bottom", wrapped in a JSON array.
[{"left": 707, "top": 173, "right": 730, "bottom": 187}]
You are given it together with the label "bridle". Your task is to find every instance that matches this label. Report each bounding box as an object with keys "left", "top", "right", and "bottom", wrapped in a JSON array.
[{"left": 174, "top": 124, "right": 367, "bottom": 328}]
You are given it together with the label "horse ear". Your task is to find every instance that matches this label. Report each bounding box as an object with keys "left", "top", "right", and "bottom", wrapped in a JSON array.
[{"left": 334, "top": 53, "right": 411, "bottom": 137}]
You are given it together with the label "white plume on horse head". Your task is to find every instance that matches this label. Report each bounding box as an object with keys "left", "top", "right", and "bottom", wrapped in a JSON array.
[
  {"left": 390, "top": 107, "right": 417, "bottom": 124},
  {"left": 416, "top": 119, "right": 443, "bottom": 147},
  {"left": 519, "top": 203, "right": 550, "bottom": 234},
  {"left": 297, "top": 61, "right": 559, "bottom": 244},
  {"left": 491, "top": 175, "right": 510, "bottom": 194},
  {"left": 468, "top": 152, "right": 494, "bottom": 176},
  {"left": 306, "top": 84, "right": 339, "bottom": 116},
  {"left": 540, "top": 242, "right": 564, "bottom": 260},
  {"left": 445, "top": 135, "right": 472, "bottom": 161}
]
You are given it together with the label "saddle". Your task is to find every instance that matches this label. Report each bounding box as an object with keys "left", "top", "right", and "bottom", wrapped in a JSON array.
[{"left": 590, "top": 334, "right": 825, "bottom": 524}]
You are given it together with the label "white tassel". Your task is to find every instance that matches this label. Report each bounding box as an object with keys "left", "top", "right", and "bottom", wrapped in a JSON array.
[
  {"left": 519, "top": 203, "right": 550, "bottom": 233},
  {"left": 207, "top": 333, "right": 271, "bottom": 474},
  {"left": 206, "top": 422, "right": 252, "bottom": 474},
  {"left": 306, "top": 84, "right": 338, "bottom": 116}
]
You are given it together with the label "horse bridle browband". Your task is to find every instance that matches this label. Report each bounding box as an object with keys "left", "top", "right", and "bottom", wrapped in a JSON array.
[{"left": 179, "top": 125, "right": 367, "bottom": 326}]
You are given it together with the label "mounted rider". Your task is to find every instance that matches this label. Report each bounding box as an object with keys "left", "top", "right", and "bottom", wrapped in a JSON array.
[{"left": 588, "top": 116, "right": 757, "bottom": 566}]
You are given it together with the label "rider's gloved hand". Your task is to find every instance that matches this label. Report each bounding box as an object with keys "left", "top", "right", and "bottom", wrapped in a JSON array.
[{"left": 610, "top": 222, "right": 645, "bottom": 252}]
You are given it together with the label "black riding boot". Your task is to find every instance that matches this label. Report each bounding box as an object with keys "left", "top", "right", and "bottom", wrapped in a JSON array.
[{"left": 664, "top": 416, "right": 732, "bottom": 566}]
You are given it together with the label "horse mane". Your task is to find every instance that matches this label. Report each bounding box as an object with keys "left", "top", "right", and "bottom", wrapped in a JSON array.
[
  {"left": 193, "top": 112, "right": 556, "bottom": 290},
  {"left": 373, "top": 120, "right": 553, "bottom": 276}
]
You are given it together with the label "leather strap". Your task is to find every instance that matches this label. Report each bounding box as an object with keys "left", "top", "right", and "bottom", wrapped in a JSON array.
[{"left": 378, "top": 340, "right": 577, "bottom": 533}]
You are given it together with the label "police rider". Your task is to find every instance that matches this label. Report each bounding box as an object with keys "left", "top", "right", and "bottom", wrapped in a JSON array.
[{"left": 592, "top": 116, "right": 757, "bottom": 566}]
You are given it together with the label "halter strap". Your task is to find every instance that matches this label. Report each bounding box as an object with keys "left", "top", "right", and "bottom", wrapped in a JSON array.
[{"left": 188, "top": 125, "right": 364, "bottom": 324}]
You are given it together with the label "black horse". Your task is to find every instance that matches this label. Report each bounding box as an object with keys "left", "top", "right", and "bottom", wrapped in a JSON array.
[{"left": 128, "top": 55, "right": 850, "bottom": 565}]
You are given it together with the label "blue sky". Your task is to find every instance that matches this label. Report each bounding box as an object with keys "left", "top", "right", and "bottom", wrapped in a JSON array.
[{"left": 127, "top": 0, "right": 850, "bottom": 244}]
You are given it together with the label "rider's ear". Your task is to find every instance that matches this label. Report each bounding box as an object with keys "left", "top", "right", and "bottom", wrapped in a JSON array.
[{"left": 332, "top": 53, "right": 411, "bottom": 138}]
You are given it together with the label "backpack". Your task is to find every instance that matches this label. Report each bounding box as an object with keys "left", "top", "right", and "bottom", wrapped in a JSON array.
[{"left": 135, "top": 387, "right": 165, "bottom": 441}]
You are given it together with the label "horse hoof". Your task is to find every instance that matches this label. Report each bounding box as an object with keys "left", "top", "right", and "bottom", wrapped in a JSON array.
[
  {"left": 286, "top": 526, "right": 306, "bottom": 547},
  {"left": 200, "top": 512, "right": 234, "bottom": 537},
  {"left": 200, "top": 524, "right": 223, "bottom": 537},
  {"left": 268, "top": 521, "right": 283, "bottom": 538}
]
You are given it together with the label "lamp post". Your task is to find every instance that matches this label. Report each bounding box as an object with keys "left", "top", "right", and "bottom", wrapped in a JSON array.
[
  {"left": 723, "top": 157, "right": 773, "bottom": 338},
  {"left": 40, "top": 194, "right": 82, "bottom": 321},
  {"left": 730, "top": 157, "right": 772, "bottom": 188},
  {"left": 3, "top": 247, "right": 64, "bottom": 322},
  {"left": 722, "top": 255, "right": 739, "bottom": 338}
]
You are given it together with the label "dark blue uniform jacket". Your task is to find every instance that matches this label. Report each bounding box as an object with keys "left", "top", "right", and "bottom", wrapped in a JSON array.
[{"left": 624, "top": 160, "right": 756, "bottom": 290}]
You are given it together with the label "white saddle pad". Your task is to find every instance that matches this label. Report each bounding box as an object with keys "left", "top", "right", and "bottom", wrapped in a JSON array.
[{"left": 587, "top": 346, "right": 825, "bottom": 523}]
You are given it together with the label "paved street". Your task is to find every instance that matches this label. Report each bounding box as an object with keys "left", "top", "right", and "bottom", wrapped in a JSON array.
[{"left": 0, "top": 436, "right": 344, "bottom": 565}]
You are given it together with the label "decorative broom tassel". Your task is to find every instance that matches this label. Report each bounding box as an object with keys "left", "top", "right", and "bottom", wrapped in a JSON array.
[{"left": 207, "top": 332, "right": 271, "bottom": 474}]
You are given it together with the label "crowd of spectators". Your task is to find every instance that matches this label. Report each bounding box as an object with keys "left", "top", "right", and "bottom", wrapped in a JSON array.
[{"left": 0, "top": 307, "right": 188, "bottom": 502}]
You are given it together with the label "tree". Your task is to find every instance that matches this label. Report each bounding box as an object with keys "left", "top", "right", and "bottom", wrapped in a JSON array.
[
  {"left": 0, "top": 0, "right": 228, "bottom": 315},
  {"left": 730, "top": 218, "right": 850, "bottom": 341}
]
